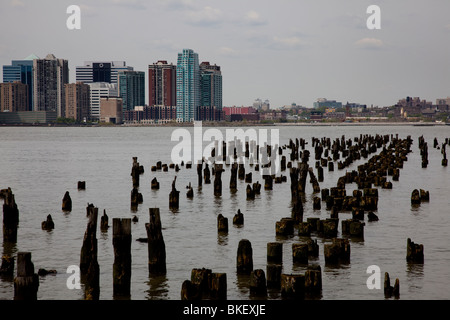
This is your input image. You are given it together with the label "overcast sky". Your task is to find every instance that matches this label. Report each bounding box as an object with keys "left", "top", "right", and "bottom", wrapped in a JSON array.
[{"left": 1, "top": 0, "right": 450, "bottom": 108}]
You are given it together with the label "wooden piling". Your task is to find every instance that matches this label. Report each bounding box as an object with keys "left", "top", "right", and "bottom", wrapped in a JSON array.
[
  {"left": 13, "top": 252, "right": 39, "bottom": 300},
  {"left": 41, "top": 214, "right": 55, "bottom": 230},
  {"left": 230, "top": 163, "right": 238, "bottom": 192},
  {"left": 0, "top": 255, "right": 15, "bottom": 278},
  {"left": 237, "top": 239, "right": 253, "bottom": 275},
  {"left": 80, "top": 205, "right": 99, "bottom": 300},
  {"left": 2, "top": 188, "right": 19, "bottom": 243},
  {"left": 267, "top": 242, "right": 283, "bottom": 264},
  {"left": 281, "top": 274, "right": 305, "bottom": 300},
  {"left": 100, "top": 209, "right": 109, "bottom": 231},
  {"left": 217, "top": 214, "right": 229, "bottom": 233},
  {"left": 292, "top": 244, "right": 308, "bottom": 264},
  {"left": 406, "top": 238, "right": 424, "bottom": 263},
  {"left": 113, "top": 218, "right": 132, "bottom": 298},
  {"left": 214, "top": 164, "right": 225, "bottom": 197},
  {"left": 146, "top": 208, "right": 166, "bottom": 275},
  {"left": 233, "top": 209, "right": 244, "bottom": 226},
  {"left": 62, "top": 191, "right": 72, "bottom": 212},
  {"left": 169, "top": 177, "right": 180, "bottom": 210},
  {"left": 250, "top": 269, "right": 267, "bottom": 297},
  {"left": 305, "top": 265, "right": 322, "bottom": 295}
]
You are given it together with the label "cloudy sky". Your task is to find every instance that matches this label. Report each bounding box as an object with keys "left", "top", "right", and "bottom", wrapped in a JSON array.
[{"left": 1, "top": 0, "right": 450, "bottom": 108}]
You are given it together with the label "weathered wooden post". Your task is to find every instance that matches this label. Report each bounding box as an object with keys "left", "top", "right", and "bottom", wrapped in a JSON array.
[
  {"left": 237, "top": 239, "right": 253, "bottom": 275},
  {"left": 131, "top": 157, "right": 140, "bottom": 187},
  {"left": 406, "top": 238, "right": 424, "bottom": 263},
  {"left": 169, "top": 177, "right": 180, "bottom": 210},
  {"left": 186, "top": 183, "right": 194, "bottom": 199},
  {"left": 266, "top": 264, "right": 282, "bottom": 289},
  {"left": 113, "top": 218, "right": 132, "bottom": 298},
  {"left": 384, "top": 272, "right": 400, "bottom": 299},
  {"left": 41, "top": 214, "right": 55, "bottom": 230},
  {"left": 197, "top": 163, "right": 203, "bottom": 187},
  {"left": 281, "top": 274, "right": 305, "bottom": 299},
  {"left": 214, "top": 164, "right": 225, "bottom": 197},
  {"left": 250, "top": 269, "right": 267, "bottom": 297},
  {"left": 62, "top": 191, "right": 72, "bottom": 212},
  {"left": 209, "top": 272, "right": 227, "bottom": 300},
  {"left": 292, "top": 244, "right": 308, "bottom": 264},
  {"left": 2, "top": 188, "right": 19, "bottom": 243},
  {"left": 80, "top": 205, "right": 99, "bottom": 300},
  {"left": 100, "top": 209, "right": 109, "bottom": 231},
  {"left": 238, "top": 164, "right": 245, "bottom": 180},
  {"left": 246, "top": 184, "right": 255, "bottom": 200},
  {"left": 217, "top": 214, "right": 229, "bottom": 233},
  {"left": 146, "top": 208, "right": 166, "bottom": 275},
  {"left": 267, "top": 242, "right": 283, "bottom": 264},
  {"left": 13, "top": 252, "right": 39, "bottom": 300},
  {"left": 0, "top": 255, "right": 15, "bottom": 278},
  {"left": 230, "top": 163, "right": 238, "bottom": 192},
  {"left": 204, "top": 163, "right": 211, "bottom": 184},
  {"left": 233, "top": 209, "right": 244, "bottom": 226},
  {"left": 305, "top": 265, "right": 322, "bottom": 295},
  {"left": 77, "top": 181, "right": 86, "bottom": 190},
  {"left": 151, "top": 177, "right": 160, "bottom": 190}
]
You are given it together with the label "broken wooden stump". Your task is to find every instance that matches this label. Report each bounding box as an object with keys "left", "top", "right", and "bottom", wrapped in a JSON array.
[
  {"left": 2, "top": 188, "right": 19, "bottom": 243},
  {"left": 203, "top": 164, "right": 211, "bottom": 184},
  {"left": 209, "top": 272, "right": 227, "bottom": 300},
  {"left": 292, "top": 243, "right": 308, "bottom": 264},
  {"left": 100, "top": 209, "right": 109, "bottom": 231},
  {"left": 266, "top": 264, "right": 282, "bottom": 289},
  {"left": 306, "top": 238, "right": 319, "bottom": 257},
  {"left": 342, "top": 219, "right": 365, "bottom": 239},
  {"left": 37, "top": 268, "right": 57, "bottom": 276},
  {"left": 281, "top": 274, "right": 305, "bottom": 300},
  {"left": 214, "top": 164, "right": 225, "bottom": 197},
  {"left": 41, "top": 214, "right": 55, "bottom": 230},
  {"left": 305, "top": 265, "right": 322, "bottom": 295},
  {"left": 0, "top": 255, "right": 14, "bottom": 278},
  {"left": 237, "top": 239, "right": 253, "bottom": 275},
  {"left": 131, "top": 157, "right": 141, "bottom": 187},
  {"left": 77, "top": 181, "right": 86, "bottom": 190},
  {"left": 233, "top": 209, "right": 244, "bottom": 226},
  {"left": 246, "top": 184, "right": 255, "bottom": 200},
  {"left": 229, "top": 163, "right": 238, "bottom": 192},
  {"left": 113, "top": 218, "right": 132, "bottom": 298},
  {"left": 186, "top": 183, "right": 194, "bottom": 199},
  {"left": 217, "top": 214, "right": 229, "bottom": 233},
  {"left": 169, "top": 177, "right": 180, "bottom": 210},
  {"left": 267, "top": 242, "right": 282, "bottom": 264},
  {"left": 80, "top": 205, "right": 99, "bottom": 300},
  {"left": 276, "top": 218, "right": 295, "bottom": 236},
  {"left": 384, "top": 272, "right": 400, "bottom": 299},
  {"left": 250, "top": 269, "right": 267, "bottom": 297},
  {"left": 420, "top": 189, "right": 429, "bottom": 202},
  {"left": 313, "top": 196, "right": 321, "bottom": 210},
  {"left": 406, "top": 238, "right": 424, "bottom": 263},
  {"left": 131, "top": 187, "right": 143, "bottom": 209},
  {"left": 14, "top": 252, "right": 39, "bottom": 300},
  {"left": 62, "top": 191, "right": 72, "bottom": 212},
  {"left": 146, "top": 208, "right": 166, "bottom": 275},
  {"left": 368, "top": 211, "right": 379, "bottom": 222},
  {"left": 253, "top": 181, "right": 261, "bottom": 194},
  {"left": 411, "top": 189, "right": 421, "bottom": 205},
  {"left": 298, "top": 222, "right": 311, "bottom": 237},
  {"left": 324, "top": 238, "right": 350, "bottom": 265},
  {"left": 151, "top": 177, "right": 160, "bottom": 190}
]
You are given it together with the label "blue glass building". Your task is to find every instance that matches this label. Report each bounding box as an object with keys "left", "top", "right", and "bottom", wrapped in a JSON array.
[
  {"left": 117, "top": 71, "right": 145, "bottom": 112},
  {"left": 176, "top": 49, "right": 200, "bottom": 122}
]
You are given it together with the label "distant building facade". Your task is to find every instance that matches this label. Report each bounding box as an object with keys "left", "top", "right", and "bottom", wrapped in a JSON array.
[
  {"left": 200, "top": 62, "right": 222, "bottom": 109},
  {"left": 0, "top": 81, "right": 29, "bottom": 112},
  {"left": 100, "top": 97, "right": 123, "bottom": 124},
  {"left": 314, "top": 98, "right": 342, "bottom": 109},
  {"left": 76, "top": 61, "right": 133, "bottom": 84},
  {"left": 2, "top": 54, "right": 36, "bottom": 111},
  {"left": 88, "top": 82, "right": 118, "bottom": 120},
  {"left": 148, "top": 60, "right": 176, "bottom": 107},
  {"left": 65, "top": 82, "right": 90, "bottom": 122}
]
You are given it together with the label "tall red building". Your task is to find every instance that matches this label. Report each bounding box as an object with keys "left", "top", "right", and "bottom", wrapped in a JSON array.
[{"left": 148, "top": 60, "right": 176, "bottom": 107}]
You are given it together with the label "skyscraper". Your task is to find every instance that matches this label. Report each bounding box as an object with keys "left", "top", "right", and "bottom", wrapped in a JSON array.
[
  {"left": 117, "top": 71, "right": 145, "bottom": 112},
  {"left": 65, "top": 82, "right": 90, "bottom": 122},
  {"left": 33, "top": 54, "right": 69, "bottom": 117},
  {"left": 2, "top": 54, "right": 37, "bottom": 111},
  {"left": 148, "top": 60, "right": 176, "bottom": 107},
  {"left": 200, "top": 62, "right": 222, "bottom": 109},
  {"left": 176, "top": 49, "right": 200, "bottom": 122},
  {"left": 76, "top": 61, "right": 133, "bottom": 84},
  {"left": 88, "top": 82, "right": 118, "bottom": 120}
]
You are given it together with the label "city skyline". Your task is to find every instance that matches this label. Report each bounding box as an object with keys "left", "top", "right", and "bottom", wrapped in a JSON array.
[{"left": 1, "top": 0, "right": 450, "bottom": 108}]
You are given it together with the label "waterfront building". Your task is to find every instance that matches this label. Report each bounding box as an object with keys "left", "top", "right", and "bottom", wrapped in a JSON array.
[
  {"left": 176, "top": 49, "right": 200, "bottom": 122},
  {"left": 117, "top": 70, "right": 145, "bottom": 112},
  {"left": 148, "top": 60, "right": 176, "bottom": 107},
  {"left": 33, "top": 54, "right": 69, "bottom": 117},
  {"left": 65, "top": 82, "right": 90, "bottom": 122}
]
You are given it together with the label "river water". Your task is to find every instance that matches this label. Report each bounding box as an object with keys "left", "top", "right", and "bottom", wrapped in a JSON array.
[{"left": 0, "top": 124, "right": 449, "bottom": 300}]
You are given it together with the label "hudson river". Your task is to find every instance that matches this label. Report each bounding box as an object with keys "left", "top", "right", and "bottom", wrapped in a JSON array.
[{"left": 0, "top": 125, "right": 449, "bottom": 300}]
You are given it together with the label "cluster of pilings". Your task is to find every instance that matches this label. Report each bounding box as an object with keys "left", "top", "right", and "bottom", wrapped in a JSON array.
[
  {"left": 411, "top": 189, "right": 429, "bottom": 206},
  {"left": 418, "top": 136, "right": 428, "bottom": 168},
  {"left": 130, "top": 157, "right": 144, "bottom": 211}
]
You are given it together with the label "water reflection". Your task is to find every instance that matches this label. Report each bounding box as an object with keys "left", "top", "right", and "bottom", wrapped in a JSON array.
[
  {"left": 236, "top": 273, "right": 250, "bottom": 296},
  {"left": 146, "top": 275, "right": 169, "bottom": 300},
  {"left": 218, "top": 233, "right": 228, "bottom": 246}
]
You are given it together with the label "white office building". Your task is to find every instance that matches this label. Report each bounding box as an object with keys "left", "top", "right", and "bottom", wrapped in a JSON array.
[{"left": 88, "top": 82, "right": 118, "bottom": 120}]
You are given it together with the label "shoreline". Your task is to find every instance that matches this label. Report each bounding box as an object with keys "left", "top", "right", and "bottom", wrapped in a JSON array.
[{"left": 0, "top": 121, "right": 448, "bottom": 128}]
